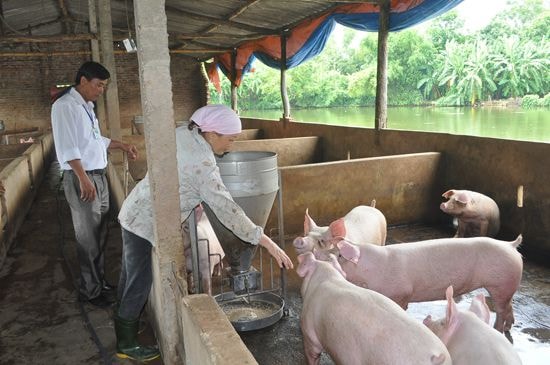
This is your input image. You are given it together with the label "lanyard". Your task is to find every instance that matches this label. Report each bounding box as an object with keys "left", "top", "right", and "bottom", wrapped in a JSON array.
[{"left": 82, "top": 105, "right": 95, "bottom": 127}]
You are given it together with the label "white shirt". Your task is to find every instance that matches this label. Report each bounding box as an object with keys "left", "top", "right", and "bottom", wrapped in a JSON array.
[
  {"left": 118, "top": 125, "right": 262, "bottom": 246},
  {"left": 51, "top": 87, "right": 110, "bottom": 171}
]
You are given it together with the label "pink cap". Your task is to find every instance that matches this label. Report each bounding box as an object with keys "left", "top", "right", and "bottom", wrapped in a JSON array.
[{"left": 190, "top": 104, "right": 242, "bottom": 135}]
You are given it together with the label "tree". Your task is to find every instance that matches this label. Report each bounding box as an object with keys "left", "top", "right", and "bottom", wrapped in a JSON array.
[
  {"left": 493, "top": 36, "right": 549, "bottom": 98},
  {"left": 457, "top": 39, "right": 497, "bottom": 105},
  {"left": 426, "top": 11, "right": 466, "bottom": 51}
]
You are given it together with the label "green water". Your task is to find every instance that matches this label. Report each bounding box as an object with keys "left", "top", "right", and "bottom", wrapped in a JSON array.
[{"left": 240, "top": 106, "right": 550, "bottom": 143}]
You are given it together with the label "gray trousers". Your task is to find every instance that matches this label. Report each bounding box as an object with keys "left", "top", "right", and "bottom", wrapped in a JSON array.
[
  {"left": 117, "top": 228, "right": 152, "bottom": 320},
  {"left": 63, "top": 170, "right": 110, "bottom": 299}
]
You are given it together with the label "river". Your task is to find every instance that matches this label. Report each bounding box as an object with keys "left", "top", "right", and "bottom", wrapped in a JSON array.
[{"left": 240, "top": 106, "right": 550, "bottom": 143}]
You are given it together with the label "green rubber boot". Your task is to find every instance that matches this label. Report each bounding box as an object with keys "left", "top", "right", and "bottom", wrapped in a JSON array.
[{"left": 114, "top": 314, "right": 160, "bottom": 362}]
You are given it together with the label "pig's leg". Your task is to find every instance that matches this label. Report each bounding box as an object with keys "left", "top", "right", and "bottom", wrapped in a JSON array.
[
  {"left": 479, "top": 219, "right": 489, "bottom": 236},
  {"left": 302, "top": 335, "right": 323, "bottom": 365},
  {"left": 455, "top": 221, "right": 465, "bottom": 237},
  {"left": 488, "top": 287, "right": 516, "bottom": 332},
  {"left": 201, "top": 275, "right": 212, "bottom": 296},
  {"left": 494, "top": 300, "right": 514, "bottom": 332}
]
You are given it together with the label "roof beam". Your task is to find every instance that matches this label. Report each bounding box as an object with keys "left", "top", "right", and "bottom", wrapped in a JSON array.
[
  {"left": 57, "top": 0, "right": 73, "bottom": 33},
  {"left": 0, "top": 34, "right": 97, "bottom": 43},
  {"left": 174, "top": 32, "right": 270, "bottom": 41},
  {"left": 200, "top": 0, "right": 261, "bottom": 34},
  {"left": 164, "top": 6, "right": 273, "bottom": 34}
]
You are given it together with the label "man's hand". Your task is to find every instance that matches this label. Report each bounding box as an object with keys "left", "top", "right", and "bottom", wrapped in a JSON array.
[
  {"left": 124, "top": 143, "right": 138, "bottom": 160},
  {"left": 79, "top": 175, "right": 96, "bottom": 202}
]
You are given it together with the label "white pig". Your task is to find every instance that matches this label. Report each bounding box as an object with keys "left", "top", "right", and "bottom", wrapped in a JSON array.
[
  {"left": 182, "top": 206, "right": 225, "bottom": 295},
  {"left": 440, "top": 189, "right": 500, "bottom": 237},
  {"left": 326, "top": 235, "right": 523, "bottom": 332},
  {"left": 423, "top": 286, "right": 522, "bottom": 365},
  {"left": 297, "top": 252, "right": 451, "bottom": 365},
  {"left": 293, "top": 201, "right": 386, "bottom": 255}
]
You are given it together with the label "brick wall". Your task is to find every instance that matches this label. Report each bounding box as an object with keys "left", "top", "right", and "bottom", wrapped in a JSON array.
[{"left": 0, "top": 42, "right": 206, "bottom": 133}]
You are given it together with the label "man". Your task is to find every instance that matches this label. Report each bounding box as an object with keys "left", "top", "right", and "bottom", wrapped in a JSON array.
[{"left": 51, "top": 61, "right": 138, "bottom": 307}]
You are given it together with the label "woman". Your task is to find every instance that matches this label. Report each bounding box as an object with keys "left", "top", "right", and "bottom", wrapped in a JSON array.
[{"left": 114, "top": 104, "right": 293, "bottom": 362}]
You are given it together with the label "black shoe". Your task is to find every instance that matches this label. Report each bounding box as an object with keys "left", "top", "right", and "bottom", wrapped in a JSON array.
[{"left": 88, "top": 293, "right": 116, "bottom": 308}]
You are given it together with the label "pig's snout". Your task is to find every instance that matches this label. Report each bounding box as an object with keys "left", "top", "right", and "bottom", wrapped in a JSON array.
[
  {"left": 293, "top": 237, "right": 313, "bottom": 254},
  {"left": 440, "top": 202, "right": 448, "bottom": 211},
  {"left": 293, "top": 237, "right": 305, "bottom": 248}
]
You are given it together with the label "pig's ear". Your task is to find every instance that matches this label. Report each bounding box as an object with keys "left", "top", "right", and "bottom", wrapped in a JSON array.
[
  {"left": 469, "top": 294, "right": 491, "bottom": 324},
  {"left": 454, "top": 192, "right": 469, "bottom": 204},
  {"left": 442, "top": 286, "right": 460, "bottom": 345},
  {"left": 328, "top": 218, "right": 346, "bottom": 242},
  {"left": 442, "top": 190, "right": 455, "bottom": 199},
  {"left": 304, "top": 208, "right": 319, "bottom": 235},
  {"left": 336, "top": 240, "right": 360, "bottom": 264}
]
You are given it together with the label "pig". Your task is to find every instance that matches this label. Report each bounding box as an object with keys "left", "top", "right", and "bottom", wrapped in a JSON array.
[
  {"left": 296, "top": 252, "right": 451, "bottom": 365},
  {"left": 182, "top": 206, "right": 225, "bottom": 295},
  {"left": 325, "top": 235, "right": 523, "bottom": 332},
  {"left": 423, "top": 286, "right": 522, "bottom": 364},
  {"left": 293, "top": 201, "right": 386, "bottom": 255},
  {"left": 440, "top": 189, "right": 500, "bottom": 238}
]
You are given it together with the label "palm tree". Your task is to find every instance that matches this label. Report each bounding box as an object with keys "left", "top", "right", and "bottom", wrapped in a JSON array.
[
  {"left": 437, "top": 40, "right": 469, "bottom": 105},
  {"left": 493, "top": 36, "right": 549, "bottom": 98},
  {"left": 457, "top": 39, "right": 497, "bottom": 105}
]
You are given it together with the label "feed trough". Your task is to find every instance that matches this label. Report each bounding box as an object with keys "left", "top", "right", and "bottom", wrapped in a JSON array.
[{"left": 216, "top": 291, "right": 284, "bottom": 332}]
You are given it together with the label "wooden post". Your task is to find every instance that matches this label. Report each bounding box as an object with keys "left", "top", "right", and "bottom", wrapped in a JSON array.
[
  {"left": 87, "top": 0, "right": 106, "bottom": 134},
  {"left": 134, "top": 0, "right": 185, "bottom": 363},
  {"left": 98, "top": 0, "right": 122, "bottom": 150},
  {"left": 280, "top": 31, "right": 291, "bottom": 122},
  {"left": 0, "top": 1, "right": 5, "bottom": 36},
  {"left": 230, "top": 50, "right": 238, "bottom": 112},
  {"left": 375, "top": 0, "right": 390, "bottom": 130}
]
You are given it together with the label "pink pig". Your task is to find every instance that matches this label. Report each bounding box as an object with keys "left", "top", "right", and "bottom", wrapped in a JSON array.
[
  {"left": 440, "top": 189, "right": 500, "bottom": 237},
  {"left": 296, "top": 252, "right": 451, "bottom": 365},
  {"left": 329, "top": 235, "right": 523, "bottom": 332},
  {"left": 293, "top": 201, "right": 386, "bottom": 255},
  {"left": 182, "top": 206, "right": 225, "bottom": 295},
  {"left": 423, "top": 286, "right": 522, "bottom": 364}
]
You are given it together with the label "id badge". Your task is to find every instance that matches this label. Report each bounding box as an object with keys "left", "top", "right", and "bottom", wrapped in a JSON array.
[{"left": 92, "top": 124, "right": 101, "bottom": 139}]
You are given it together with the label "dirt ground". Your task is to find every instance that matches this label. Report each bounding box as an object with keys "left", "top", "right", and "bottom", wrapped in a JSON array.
[{"left": 0, "top": 163, "right": 549, "bottom": 365}]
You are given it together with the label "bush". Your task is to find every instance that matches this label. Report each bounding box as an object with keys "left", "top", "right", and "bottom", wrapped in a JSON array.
[{"left": 521, "top": 94, "right": 541, "bottom": 109}]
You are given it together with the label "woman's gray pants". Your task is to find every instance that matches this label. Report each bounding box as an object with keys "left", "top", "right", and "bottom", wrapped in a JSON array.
[{"left": 117, "top": 228, "right": 153, "bottom": 320}]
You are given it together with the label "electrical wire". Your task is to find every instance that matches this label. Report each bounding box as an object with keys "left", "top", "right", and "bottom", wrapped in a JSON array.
[{"left": 55, "top": 168, "right": 112, "bottom": 365}]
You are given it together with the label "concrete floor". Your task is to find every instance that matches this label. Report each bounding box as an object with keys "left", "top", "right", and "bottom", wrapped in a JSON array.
[
  {"left": 1, "top": 163, "right": 549, "bottom": 365},
  {"left": 0, "top": 164, "right": 161, "bottom": 365}
]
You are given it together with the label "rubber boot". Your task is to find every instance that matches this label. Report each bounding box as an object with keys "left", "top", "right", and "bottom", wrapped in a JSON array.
[{"left": 114, "top": 314, "right": 160, "bottom": 362}]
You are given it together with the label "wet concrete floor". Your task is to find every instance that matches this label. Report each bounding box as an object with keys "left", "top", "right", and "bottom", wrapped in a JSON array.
[{"left": 1, "top": 162, "right": 549, "bottom": 364}]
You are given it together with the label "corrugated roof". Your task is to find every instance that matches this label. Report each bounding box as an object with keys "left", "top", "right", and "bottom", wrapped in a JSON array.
[{"left": 0, "top": 0, "right": 370, "bottom": 59}]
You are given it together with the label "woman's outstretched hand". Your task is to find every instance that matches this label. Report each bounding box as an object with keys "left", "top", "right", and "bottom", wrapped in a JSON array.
[{"left": 259, "top": 234, "right": 294, "bottom": 269}]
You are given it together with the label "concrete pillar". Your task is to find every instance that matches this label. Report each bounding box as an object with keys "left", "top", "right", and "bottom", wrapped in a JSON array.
[
  {"left": 87, "top": 0, "right": 106, "bottom": 134},
  {"left": 98, "top": 0, "right": 121, "bottom": 145},
  {"left": 134, "top": 0, "right": 185, "bottom": 363}
]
